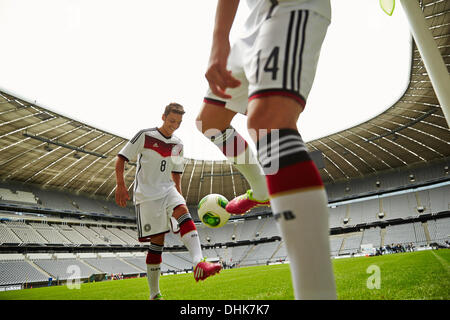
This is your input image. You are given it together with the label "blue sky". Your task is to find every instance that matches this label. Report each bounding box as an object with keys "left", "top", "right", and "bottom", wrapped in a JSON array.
[{"left": 0, "top": 0, "right": 411, "bottom": 160}]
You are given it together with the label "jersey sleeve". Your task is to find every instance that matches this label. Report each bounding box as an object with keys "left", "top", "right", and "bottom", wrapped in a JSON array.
[
  {"left": 171, "top": 143, "right": 185, "bottom": 173},
  {"left": 118, "top": 130, "right": 145, "bottom": 162}
]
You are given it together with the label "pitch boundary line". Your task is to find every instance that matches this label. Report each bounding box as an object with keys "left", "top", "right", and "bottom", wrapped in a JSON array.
[{"left": 430, "top": 250, "right": 450, "bottom": 276}]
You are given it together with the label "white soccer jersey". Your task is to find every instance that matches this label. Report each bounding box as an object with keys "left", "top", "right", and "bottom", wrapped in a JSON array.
[{"left": 118, "top": 128, "right": 185, "bottom": 204}]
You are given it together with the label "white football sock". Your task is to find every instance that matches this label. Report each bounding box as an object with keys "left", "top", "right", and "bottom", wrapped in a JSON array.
[
  {"left": 257, "top": 128, "right": 336, "bottom": 300},
  {"left": 181, "top": 230, "right": 204, "bottom": 266},
  {"left": 146, "top": 264, "right": 161, "bottom": 299},
  {"left": 271, "top": 188, "right": 337, "bottom": 300},
  {"left": 207, "top": 126, "right": 269, "bottom": 200},
  {"left": 232, "top": 151, "right": 269, "bottom": 201},
  {"left": 178, "top": 215, "right": 204, "bottom": 266}
]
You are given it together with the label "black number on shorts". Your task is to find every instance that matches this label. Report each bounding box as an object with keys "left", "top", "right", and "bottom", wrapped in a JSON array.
[
  {"left": 256, "top": 46, "right": 280, "bottom": 82},
  {"left": 160, "top": 160, "right": 166, "bottom": 172}
]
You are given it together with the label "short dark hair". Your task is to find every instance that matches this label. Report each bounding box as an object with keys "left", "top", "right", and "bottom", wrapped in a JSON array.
[{"left": 164, "top": 102, "right": 185, "bottom": 116}]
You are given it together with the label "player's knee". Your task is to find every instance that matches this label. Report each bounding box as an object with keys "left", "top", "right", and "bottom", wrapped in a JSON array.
[
  {"left": 195, "top": 112, "right": 221, "bottom": 136},
  {"left": 172, "top": 204, "right": 189, "bottom": 219},
  {"left": 196, "top": 116, "right": 227, "bottom": 139},
  {"left": 196, "top": 103, "right": 236, "bottom": 135},
  {"left": 247, "top": 109, "right": 278, "bottom": 142},
  {"left": 247, "top": 96, "right": 302, "bottom": 139}
]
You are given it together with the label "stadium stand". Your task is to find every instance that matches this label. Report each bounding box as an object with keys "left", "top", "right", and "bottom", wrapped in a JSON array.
[
  {"left": 4, "top": 221, "right": 48, "bottom": 244},
  {"left": 228, "top": 246, "right": 249, "bottom": 265},
  {"left": 258, "top": 217, "right": 279, "bottom": 238},
  {"left": 413, "top": 222, "right": 428, "bottom": 247},
  {"left": 106, "top": 226, "right": 142, "bottom": 246},
  {"left": 50, "top": 224, "right": 92, "bottom": 245},
  {"left": 427, "top": 217, "right": 450, "bottom": 245},
  {"left": 70, "top": 225, "right": 109, "bottom": 246},
  {"left": 28, "top": 222, "right": 72, "bottom": 245},
  {"left": 0, "top": 188, "right": 37, "bottom": 205},
  {"left": 33, "top": 258, "right": 98, "bottom": 281},
  {"left": 325, "top": 160, "right": 449, "bottom": 202},
  {"left": 161, "top": 252, "right": 192, "bottom": 272},
  {"left": 0, "top": 254, "right": 49, "bottom": 286},
  {"left": 82, "top": 254, "right": 143, "bottom": 275},
  {"left": 329, "top": 237, "right": 344, "bottom": 257},
  {"left": 89, "top": 226, "right": 127, "bottom": 246},
  {"left": 340, "top": 233, "right": 363, "bottom": 255},
  {"left": 268, "top": 241, "right": 287, "bottom": 263},
  {"left": 29, "top": 187, "right": 77, "bottom": 212},
  {"left": 121, "top": 253, "right": 147, "bottom": 272},
  {"left": 163, "top": 230, "right": 184, "bottom": 248},
  {"left": 384, "top": 224, "right": 417, "bottom": 246},
  {"left": 328, "top": 205, "right": 347, "bottom": 228},
  {"left": 0, "top": 181, "right": 135, "bottom": 221},
  {"left": 239, "top": 242, "right": 279, "bottom": 267},
  {"left": 361, "top": 227, "right": 382, "bottom": 248},
  {"left": 0, "top": 223, "right": 21, "bottom": 245}
]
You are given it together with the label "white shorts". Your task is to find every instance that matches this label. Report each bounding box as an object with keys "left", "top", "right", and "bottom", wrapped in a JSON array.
[
  {"left": 135, "top": 187, "right": 185, "bottom": 242},
  {"left": 204, "top": 6, "right": 330, "bottom": 115}
]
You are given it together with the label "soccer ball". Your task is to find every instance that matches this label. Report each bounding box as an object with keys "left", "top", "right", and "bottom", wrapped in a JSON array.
[{"left": 197, "top": 194, "right": 231, "bottom": 228}]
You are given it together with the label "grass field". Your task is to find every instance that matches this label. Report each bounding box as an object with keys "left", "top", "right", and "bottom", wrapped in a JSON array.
[{"left": 0, "top": 250, "right": 449, "bottom": 300}]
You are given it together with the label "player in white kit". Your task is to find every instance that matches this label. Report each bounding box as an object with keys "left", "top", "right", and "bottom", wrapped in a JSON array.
[
  {"left": 115, "top": 103, "right": 221, "bottom": 300},
  {"left": 196, "top": 0, "right": 336, "bottom": 299}
]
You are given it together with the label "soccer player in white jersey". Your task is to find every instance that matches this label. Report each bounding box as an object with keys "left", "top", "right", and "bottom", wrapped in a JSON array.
[
  {"left": 115, "top": 103, "right": 221, "bottom": 300},
  {"left": 196, "top": 0, "right": 336, "bottom": 299}
]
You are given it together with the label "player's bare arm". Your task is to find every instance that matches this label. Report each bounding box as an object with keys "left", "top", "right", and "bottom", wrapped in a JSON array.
[
  {"left": 205, "top": 0, "right": 241, "bottom": 99},
  {"left": 115, "top": 155, "right": 130, "bottom": 207},
  {"left": 171, "top": 172, "right": 183, "bottom": 196}
]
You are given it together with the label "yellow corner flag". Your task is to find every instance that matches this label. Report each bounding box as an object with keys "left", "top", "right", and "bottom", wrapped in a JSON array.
[{"left": 380, "top": 0, "right": 395, "bottom": 16}]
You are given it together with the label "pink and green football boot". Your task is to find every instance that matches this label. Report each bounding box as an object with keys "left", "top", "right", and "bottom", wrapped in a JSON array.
[
  {"left": 150, "top": 293, "right": 164, "bottom": 300},
  {"left": 194, "top": 259, "right": 222, "bottom": 282},
  {"left": 225, "top": 189, "right": 270, "bottom": 215}
]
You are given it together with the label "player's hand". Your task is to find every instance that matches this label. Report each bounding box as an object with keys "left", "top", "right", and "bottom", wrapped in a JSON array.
[
  {"left": 115, "top": 184, "right": 130, "bottom": 207},
  {"left": 205, "top": 39, "right": 241, "bottom": 99}
]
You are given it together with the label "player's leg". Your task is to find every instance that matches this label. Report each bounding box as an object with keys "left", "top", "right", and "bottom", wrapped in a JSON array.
[
  {"left": 171, "top": 204, "right": 203, "bottom": 265},
  {"left": 146, "top": 233, "right": 165, "bottom": 300},
  {"left": 245, "top": 8, "right": 336, "bottom": 299},
  {"left": 197, "top": 73, "right": 269, "bottom": 213},
  {"left": 248, "top": 96, "right": 336, "bottom": 300},
  {"left": 136, "top": 200, "right": 169, "bottom": 300},
  {"left": 169, "top": 197, "right": 221, "bottom": 281},
  {"left": 196, "top": 101, "right": 236, "bottom": 134}
]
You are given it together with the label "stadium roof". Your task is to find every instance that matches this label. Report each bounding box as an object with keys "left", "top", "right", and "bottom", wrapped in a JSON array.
[{"left": 0, "top": 0, "right": 449, "bottom": 206}]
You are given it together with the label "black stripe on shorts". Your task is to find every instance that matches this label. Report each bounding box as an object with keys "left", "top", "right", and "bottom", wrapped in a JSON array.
[{"left": 282, "top": 10, "right": 309, "bottom": 93}]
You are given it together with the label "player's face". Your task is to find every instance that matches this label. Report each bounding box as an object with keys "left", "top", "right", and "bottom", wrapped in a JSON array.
[{"left": 162, "top": 112, "right": 183, "bottom": 136}]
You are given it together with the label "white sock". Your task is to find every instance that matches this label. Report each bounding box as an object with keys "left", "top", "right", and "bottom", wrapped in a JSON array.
[
  {"left": 178, "top": 215, "right": 204, "bottom": 266},
  {"left": 207, "top": 126, "right": 269, "bottom": 200},
  {"left": 272, "top": 189, "right": 337, "bottom": 300},
  {"left": 257, "top": 128, "right": 336, "bottom": 300},
  {"left": 181, "top": 230, "right": 204, "bottom": 266},
  {"left": 146, "top": 264, "right": 161, "bottom": 299},
  {"left": 232, "top": 153, "right": 269, "bottom": 201}
]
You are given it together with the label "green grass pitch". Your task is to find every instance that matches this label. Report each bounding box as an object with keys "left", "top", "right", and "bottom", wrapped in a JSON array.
[{"left": 0, "top": 250, "right": 448, "bottom": 300}]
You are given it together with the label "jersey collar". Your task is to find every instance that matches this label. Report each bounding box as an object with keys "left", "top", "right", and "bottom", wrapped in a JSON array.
[{"left": 157, "top": 127, "right": 172, "bottom": 139}]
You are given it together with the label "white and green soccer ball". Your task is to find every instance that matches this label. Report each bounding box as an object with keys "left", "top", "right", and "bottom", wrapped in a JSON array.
[{"left": 197, "top": 194, "right": 230, "bottom": 228}]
